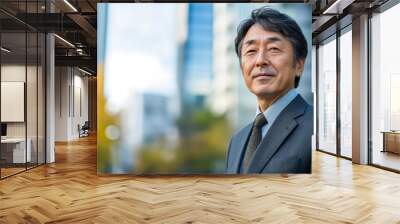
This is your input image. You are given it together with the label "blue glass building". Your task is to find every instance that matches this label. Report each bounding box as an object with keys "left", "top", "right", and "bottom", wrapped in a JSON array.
[{"left": 181, "top": 3, "right": 214, "bottom": 110}]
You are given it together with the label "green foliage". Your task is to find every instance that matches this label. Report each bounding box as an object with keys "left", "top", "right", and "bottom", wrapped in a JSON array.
[{"left": 136, "top": 108, "right": 233, "bottom": 173}]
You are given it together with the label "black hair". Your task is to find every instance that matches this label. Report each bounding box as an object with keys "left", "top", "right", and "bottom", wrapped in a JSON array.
[{"left": 234, "top": 7, "right": 308, "bottom": 87}]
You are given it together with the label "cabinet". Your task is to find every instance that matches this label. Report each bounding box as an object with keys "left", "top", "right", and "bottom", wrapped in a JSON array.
[{"left": 382, "top": 131, "right": 400, "bottom": 154}]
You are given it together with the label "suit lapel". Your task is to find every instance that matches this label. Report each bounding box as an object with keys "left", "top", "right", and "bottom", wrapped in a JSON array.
[
  {"left": 247, "top": 95, "right": 307, "bottom": 173},
  {"left": 229, "top": 123, "right": 252, "bottom": 173}
]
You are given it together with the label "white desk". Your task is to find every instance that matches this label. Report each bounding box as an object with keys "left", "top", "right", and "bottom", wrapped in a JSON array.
[{"left": 1, "top": 138, "right": 31, "bottom": 163}]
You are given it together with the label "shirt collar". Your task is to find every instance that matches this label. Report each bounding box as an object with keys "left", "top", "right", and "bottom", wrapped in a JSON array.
[{"left": 256, "top": 89, "right": 299, "bottom": 124}]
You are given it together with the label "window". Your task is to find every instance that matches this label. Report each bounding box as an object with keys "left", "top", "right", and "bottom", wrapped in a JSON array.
[
  {"left": 0, "top": 1, "right": 46, "bottom": 179},
  {"left": 370, "top": 3, "right": 400, "bottom": 171},
  {"left": 339, "top": 28, "right": 352, "bottom": 158},
  {"left": 317, "top": 36, "right": 337, "bottom": 154}
]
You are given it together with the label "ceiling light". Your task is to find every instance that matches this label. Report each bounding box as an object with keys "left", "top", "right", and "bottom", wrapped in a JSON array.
[
  {"left": 323, "top": 0, "right": 354, "bottom": 15},
  {"left": 54, "top": 34, "right": 75, "bottom": 48},
  {"left": 78, "top": 67, "right": 93, "bottom": 76},
  {"left": 63, "top": 0, "right": 78, "bottom": 12},
  {"left": 1, "top": 47, "right": 11, "bottom": 53}
]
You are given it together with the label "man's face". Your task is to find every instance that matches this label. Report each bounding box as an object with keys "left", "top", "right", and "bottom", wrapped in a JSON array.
[{"left": 240, "top": 23, "right": 305, "bottom": 99}]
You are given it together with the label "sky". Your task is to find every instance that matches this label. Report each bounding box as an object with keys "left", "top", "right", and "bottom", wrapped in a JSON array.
[{"left": 103, "top": 3, "right": 179, "bottom": 113}]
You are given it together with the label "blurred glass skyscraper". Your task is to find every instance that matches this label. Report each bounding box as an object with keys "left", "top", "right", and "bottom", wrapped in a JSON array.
[{"left": 180, "top": 3, "right": 214, "bottom": 110}]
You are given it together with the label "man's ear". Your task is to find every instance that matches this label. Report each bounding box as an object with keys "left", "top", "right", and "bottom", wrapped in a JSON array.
[{"left": 295, "top": 58, "right": 305, "bottom": 78}]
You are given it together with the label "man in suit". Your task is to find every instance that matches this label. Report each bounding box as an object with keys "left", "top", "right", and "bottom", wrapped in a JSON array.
[{"left": 225, "top": 7, "right": 312, "bottom": 174}]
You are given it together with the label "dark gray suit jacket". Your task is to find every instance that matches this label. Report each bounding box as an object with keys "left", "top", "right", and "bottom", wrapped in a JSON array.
[{"left": 225, "top": 95, "right": 313, "bottom": 174}]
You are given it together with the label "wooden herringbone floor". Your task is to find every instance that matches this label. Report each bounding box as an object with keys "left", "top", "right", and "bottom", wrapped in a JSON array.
[{"left": 1, "top": 135, "right": 400, "bottom": 223}]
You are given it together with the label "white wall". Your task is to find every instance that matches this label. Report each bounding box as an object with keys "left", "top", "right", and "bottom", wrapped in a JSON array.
[
  {"left": 1, "top": 65, "right": 40, "bottom": 138},
  {"left": 55, "top": 67, "right": 89, "bottom": 141},
  {"left": 1, "top": 66, "right": 26, "bottom": 130},
  {"left": 55, "top": 66, "right": 69, "bottom": 141},
  {"left": 1, "top": 63, "right": 46, "bottom": 164}
]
